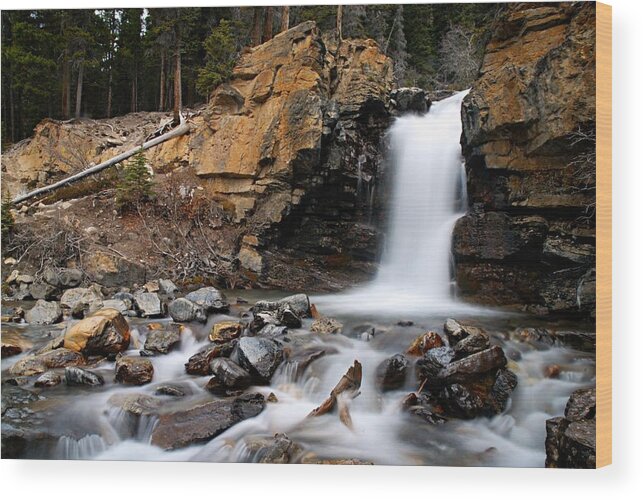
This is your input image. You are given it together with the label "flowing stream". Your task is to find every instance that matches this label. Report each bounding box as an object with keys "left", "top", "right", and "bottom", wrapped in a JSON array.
[{"left": 0, "top": 91, "right": 595, "bottom": 466}]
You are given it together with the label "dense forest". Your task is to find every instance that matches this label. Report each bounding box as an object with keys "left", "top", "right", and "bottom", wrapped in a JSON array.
[{"left": 1, "top": 4, "right": 499, "bottom": 145}]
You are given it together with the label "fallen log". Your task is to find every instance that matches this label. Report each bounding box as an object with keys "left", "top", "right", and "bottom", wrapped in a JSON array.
[
  {"left": 11, "top": 113, "right": 190, "bottom": 206},
  {"left": 308, "top": 360, "right": 362, "bottom": 428}
]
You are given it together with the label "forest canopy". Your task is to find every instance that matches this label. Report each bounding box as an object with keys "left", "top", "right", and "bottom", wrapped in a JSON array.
[{"left": 1, "top": 4, "right": 499, "bottom": 145}]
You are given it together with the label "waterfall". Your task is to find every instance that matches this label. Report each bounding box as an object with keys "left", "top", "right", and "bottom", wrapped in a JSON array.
[{"left": 316, "top": 90, "right": 475, "bottom": 316}]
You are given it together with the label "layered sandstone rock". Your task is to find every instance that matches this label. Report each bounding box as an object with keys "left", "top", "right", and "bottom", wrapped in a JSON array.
[
  {"left": 3, "top": 22, "right": 393, "bottom": 291},
  {"left": 456, "top": 3, "right": 596, "bottom": 316}
]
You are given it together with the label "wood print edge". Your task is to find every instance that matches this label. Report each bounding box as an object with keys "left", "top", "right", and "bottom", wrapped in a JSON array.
[{"left": 595, "top": 0, "right": 612, "bottom": 469}]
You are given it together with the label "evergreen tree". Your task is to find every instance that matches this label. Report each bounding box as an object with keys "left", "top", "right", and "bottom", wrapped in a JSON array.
[
  {"left": 196, "top": 20, "right": 237, "bottom": 100},
  {"left": 116, "top": 149, "right": 154, "bottom": 212}
]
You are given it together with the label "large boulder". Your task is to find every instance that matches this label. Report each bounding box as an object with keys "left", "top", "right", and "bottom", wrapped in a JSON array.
[
  {"left": 63, "top": 308, "right": 130, "bottom": 356},
  {"left": 236, "top": 337, "right": 284, "bottom": 383},
  {"left": 390, "top": 87, "right": 428, "bottom": 114},
  {"left": 457, "top": 3, "right": 597, "bottom": 316},
  {"left": 150, "top": 393, "right": 265, "bottom": 450},
  {"left": 546, "top": 387, "right": 596, "bottom": 468},
  {"left": 25, "top": 300, "right": 62, "bottom": 325}
]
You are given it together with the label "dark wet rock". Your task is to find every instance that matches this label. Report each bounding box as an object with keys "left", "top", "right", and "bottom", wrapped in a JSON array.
[
  {"left": 257, "top": 324, "right": 288, "bottom": 339},
  {"left": 546, "top": 388, "right": 596, "bottom": 468},
  {"left": 453, "top": 331, "right": 490, "bottom": 360},
  {"left": 397, "top": 320, "right": 414, "bottom": 327},
  {"left": 415, "top": 346, "right": 455, "bottom": 380},
  {"left": 150, "top": 392, "right": 265, "bottom": 450},
  {"left": 376, "top": 354, "right": 409, "bottom": 392},
  {"left": 159, "top": 278, "right": 178, "bottom": 295},
  {"left": 553, "top": 331, "right": 596, "bottom": 353},
  {"left": 168, "top": 297, "right": 206, "bottom": 323},
  {"left": 29, "top": 282, "right": 59, "bottom": 301},
  {"left": 236, "top": 337, "right": 284, "bottom": 382},
  {"left": 246, "top": 433, "right": 303, "bottom": 464},
  {"left": 63, "top": 308, "right": 130, "bottom": 356},
  {"left": 185, "top": 341, "right": 236, "bottom": 375},
  {"left": 311, "top": 316, "right": 343, "bottom": 334},
  {"left": 154, "top": 384, "right": 187, "bottom": 397},
  {"left": 438, "top": 384, "right": 486, "bottom": 419},
  {"left": 64, "top": 366, "right": 105, "bottom": 386},
  {"left": 267, "top": 392, "right": 278, "bottom": 403},
  {"left": 9, "top": 348, "right": 85, "bottom": 377},
  {"left": 4, "top": 377, "right": 30, "bottom": 386},
  {"left": 25, "top": 300, "right": 62, "bottom": 325},
  {"left": 279, "top": 308, "right": 302, "bottom": 328},
  {"left": 34, "top": 372, "right": 63, "bottom": 388},
  {"left": 390, "top": 87, "right": 428, "bottom": 114},
  {"left": 406, "top": 331, "right": 444, "bottom": 356},
  {"left": 144, "top": 323, "right": 182, "bottom": 354},
  {"left": 114, "top": 356, "right": 154, "bottom": 385},
  {"left": 185, "top": 286, "right": 229, "bottom": 313},
  {"left": 511, "top": 327, "right": 556, "bottom": 348},
  {"left": 208, "top": 358, "right": 252, "bottom": 391},
  {"left": 443, "top": 318, "right": 484, "bottom": 347},
  {"left": 108, "top": 393, "right": 162, "bottom": 417},
  {"left": 487, "top": 369, "right": 518, "bottom": 414},
  {"left": 437, "top": 346, "right": 507, "bottom": 384},
  {"left": 133, "top": 292, "right": 163, "bottom": 317},
  {"left": 252, "top": 293, "right": 311, "bottom": 318},
  {"left": 283, "top": 346, "right": 334, "bottom": 380},
  {"left": 60, "top": 286, "right": 103, "bottom": 311},
  {"left": 545, "top": 364, "right": 561, "bottom": 379},
  {"left": 1, "top": 342, "right": 23, "bottom": 359},
  {"left": 250, "top": 312, "right": 279, "bottom": 333},
  {"left": 209, "top": 321, "right": 243, "bottom": 343}
]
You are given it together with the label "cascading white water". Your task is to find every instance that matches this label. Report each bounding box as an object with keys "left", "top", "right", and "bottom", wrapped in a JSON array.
[
  {"left": 376, "top": 90, "right": 469, "bottom": 296},
  {"left": 316, "top": 90, "right": 477, "bottom": 317}
]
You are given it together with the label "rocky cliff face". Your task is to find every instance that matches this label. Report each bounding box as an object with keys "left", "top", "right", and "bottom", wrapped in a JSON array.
[
  {"left": 455, "top": 3, "right": 596, "bottom": 316},
  {"left": 2, "top": 22, "right": 394, "bottom": 290}
]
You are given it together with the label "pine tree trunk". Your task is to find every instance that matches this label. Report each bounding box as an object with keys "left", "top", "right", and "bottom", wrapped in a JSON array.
[
  {"left": 107, "top": 69, "right": 113, "bottom": 118},
  {"left": 280, "top": 6, "right": 290, "bottom": 32},
  {"left": 62, "top": 57, "right": 71, "bottom": 119},
  {"left": 251, "top": 7, "right": 263, "bottom": 46},
  {"left": 75, "top": 62, "right": 84, "bottom": 120},
  {"left": 159, "top": 51, "right": 166, "bottom": 112},
  {"left": 173, "top": 36, "right": 182, "bottom": 124},
  {"left": 262, "top": 7, "right": 274, "bottom": 43},
  {"left": 337, "top": 6, "right": 343, "bottom": 41}
]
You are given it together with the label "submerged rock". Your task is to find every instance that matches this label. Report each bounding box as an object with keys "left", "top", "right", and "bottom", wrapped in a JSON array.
[
  {"left": 114, "top": 356, "right": 154, "bottom": 385},
  {"left": 1, "top": 342, "right": 23, "bottom": 359},
  {"left": 63, "top": 308, "right": 130, "bottom": 356},
  {"left": 245, "top": 433, "right": 303, "bottom": 464},
  {"left": 376, "top": 354, "right": 409, "bottom": 392},
  {"left": 65, "top": 366, "right": 105, "bottom": 387},
  {"left": 34, "top": 371, "right": 62, "bottom": 388},
  {"left": 150, "top": 393, "right": 265, "bottom": 450},
  {"left": 9, "top": 348, "right": 84, "bottom": 377},
  {"left": 236, "top": 337, "right": 284, "bottom": 382},
  {"left": 25, "top": 300, "right": 62, "bottom": 325}
]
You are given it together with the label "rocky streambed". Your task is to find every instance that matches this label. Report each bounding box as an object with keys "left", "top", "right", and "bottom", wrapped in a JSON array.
[{"left": 1, "top": 280, "right": 596, "bottom": 466}]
